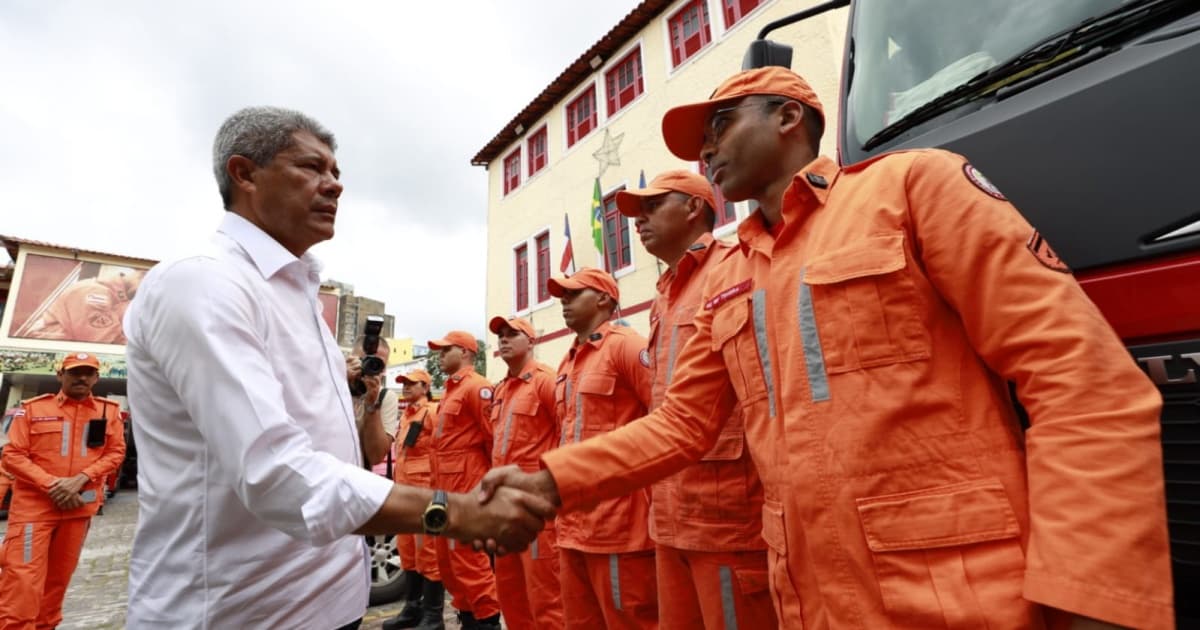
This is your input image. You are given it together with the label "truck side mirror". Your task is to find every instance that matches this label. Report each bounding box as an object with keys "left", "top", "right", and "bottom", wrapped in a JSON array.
[{"left": 742, "top": 40, "right": 793, "bottom": 70}]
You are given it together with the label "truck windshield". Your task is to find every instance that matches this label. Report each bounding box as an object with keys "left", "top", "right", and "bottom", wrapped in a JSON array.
[{"left": 846, "top": 0, "right": 1128, "bottom": 146}]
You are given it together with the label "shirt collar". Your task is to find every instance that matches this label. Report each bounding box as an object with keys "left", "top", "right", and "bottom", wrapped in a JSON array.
[
  {"left": 656, "top": 233, "right": 718, "bottom": 297},
  {"left": 56, "top": 392, "right": 96, "bottom": 409},
  {"left": 218, "top": 212, "right": 324, "bottom": 280},
  {"left": 736, "top": 155, "right": 839, "bottom": 255}
]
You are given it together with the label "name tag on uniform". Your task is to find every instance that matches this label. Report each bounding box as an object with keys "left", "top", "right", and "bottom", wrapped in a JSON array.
[
  {"left": 704, "top": 280, "right": 752, "bottom": 311},
  {"left": 31, "top": 416, "right": 62, "bottom": 423}
]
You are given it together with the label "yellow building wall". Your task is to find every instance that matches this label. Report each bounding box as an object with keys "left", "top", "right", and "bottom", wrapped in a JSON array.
[
  {"left": 386, "top": 337, "right": 414, "bottom": 364},
  {"left": 483, "top": 0, "right": 847, "bottom": 381}
]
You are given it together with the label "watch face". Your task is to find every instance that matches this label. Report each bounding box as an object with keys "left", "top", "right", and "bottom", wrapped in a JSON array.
[{"left": 425, "top": 508, "right": 448, "bottom": 531}]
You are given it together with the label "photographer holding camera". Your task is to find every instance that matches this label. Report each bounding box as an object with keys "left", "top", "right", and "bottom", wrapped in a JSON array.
[{"left": 346, "top": 317, "right": 400, "bottom": 467}]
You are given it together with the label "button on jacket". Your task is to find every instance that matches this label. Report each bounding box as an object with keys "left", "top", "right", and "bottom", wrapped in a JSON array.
[
  {"left": 122, "top": 212, "right": 394, "bottom": 629},
  {"left": 544, "top": 150, "right": 1172, "bottom": 629}
]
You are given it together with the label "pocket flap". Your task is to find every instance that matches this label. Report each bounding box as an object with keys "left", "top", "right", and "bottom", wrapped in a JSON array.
[
  {"left": 856, "top": 478, "right": 1020, "bottom": 553},
  {"left": 31, "top": 422, "right": 63, "bottom": 435},
  {"left": 578, "top": 373, "right": 616, "bottom": 396},
  {"left": 440, "top": 399, "right": 463, "bottom": 416},
  {"left": 804, "top": 234, "right": 907, "bottom": 285},
  {"left": 700, "top": 428, "right": 744, "bottom": 462},
  {"left": 436, "top": 457, "right": 465, "bottom": 474},
  {"left": 511, "top": 396, "right": 540, "bottom": 416},
  {"left": 710, "top": 298, "right": 750, "bottom": 351},
  {"left": 760, "top": 499, "right": 787, "bottom": 554}
]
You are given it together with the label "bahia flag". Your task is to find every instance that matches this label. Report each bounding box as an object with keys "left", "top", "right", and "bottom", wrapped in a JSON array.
[
  {"left": 560, "top": 213, "right": 576, "bottom": 274},
  {"left": 590, "top": 178, "right": 605, "bottom": 257}
]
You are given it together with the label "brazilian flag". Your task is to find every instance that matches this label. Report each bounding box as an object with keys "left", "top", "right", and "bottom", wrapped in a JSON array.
[{"left": 591, "top": 178, "right": 604, "bottom": 255}]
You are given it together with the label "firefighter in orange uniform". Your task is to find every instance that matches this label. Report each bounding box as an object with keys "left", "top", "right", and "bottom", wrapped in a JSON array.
[
  {"left": 482, "top": 67, "right": 1173, "bottom": 630},
  {"left": 546, "top": 268, "right": 657, "bottom": 630},
  {"left": 383, "top": 369, "right": 445, "bottom": 630},
  {"left": 0, "top": 352, "right": 127, "bottom": 630},
  {"left": 487, "top": 315, "right": 564, "bottom": 630},
  {"left": 26, "top": 269, "right": 145, "bottom": 344},
  {"left": 426, "top": 331, "right": 501, "bottom": 630},
  {"left": 616, "top": 171, "right": 774, "bottom": 630}
]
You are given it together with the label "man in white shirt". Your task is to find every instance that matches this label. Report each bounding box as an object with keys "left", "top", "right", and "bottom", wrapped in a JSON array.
[{"left": 123, "top": 107, "right": 552, "bottom": 629}]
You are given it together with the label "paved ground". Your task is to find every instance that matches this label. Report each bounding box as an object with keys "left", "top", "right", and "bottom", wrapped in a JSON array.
[{"left": 0, "top": 490, "right": 475, "bottom": 629}]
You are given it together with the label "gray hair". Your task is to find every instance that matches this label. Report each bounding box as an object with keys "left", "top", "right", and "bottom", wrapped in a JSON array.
[{"left": 212, "top": 106, "right": 337, "bottom": 209}]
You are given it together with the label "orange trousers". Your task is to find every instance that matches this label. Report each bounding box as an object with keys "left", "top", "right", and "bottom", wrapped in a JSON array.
[
  {"left": 655, "top": 544, "right": 775, "bottom": 630},
  {"left": 435, "top": 536, "right": 500, "bottom": 618},
  {"left": 0, "top": 518, "right": 90, "bottom": 630},
  {"left": 495, "top": 526, "right": 564, "bottom": 630},
  {"left": 560, "top": 548, "right": 658, "bottom": 629},
  {"left": 397, "top": 533, "right": 441, "bottom": 580}
]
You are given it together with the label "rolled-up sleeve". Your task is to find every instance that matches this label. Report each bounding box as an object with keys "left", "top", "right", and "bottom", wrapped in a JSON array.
[{"left": 134, "top": 259, "right": 392, "bottom": 544}]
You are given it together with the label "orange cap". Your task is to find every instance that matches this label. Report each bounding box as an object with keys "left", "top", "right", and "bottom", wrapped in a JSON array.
[
  {"left": 661, "top": 66, "right": 825, "bottom": 161},
  {"left": 489, "top": 315, "right": 536, "bottom": 339},
  {"left": 547, "top": 267, "right": 619, "bottom": 302},
  {"left": 396, "top": 369, "right": 432, "bottom": 385},
  {"left": 616, "top": 170, "right": 716, "bottom": 217},
  {"left": 61, "top": 352, "right": 100, "bottom": 371},
  {"left": 427, "top": 330, "right": 479, "bottom": 353}
]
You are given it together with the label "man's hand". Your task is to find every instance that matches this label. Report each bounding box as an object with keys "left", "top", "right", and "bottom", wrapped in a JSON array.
[
  {"left": 446, "top": 486, "right": 555, "bottom": 555},
  {"left": 345, "top": 356, "right": 362, "bottom": 384},
  {"left": 477, "top": 465, "right": 561, "bottom": 507},
  {"left": 47, "top": 474, "right": 89, "bottom": 510},
  {"left": 363, "top": 373, "right": 382, "bottom": 402}
]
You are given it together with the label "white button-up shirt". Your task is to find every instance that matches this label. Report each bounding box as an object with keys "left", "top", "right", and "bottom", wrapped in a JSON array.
[{"left": 123, "top": 213, "right": 394, "bottom": 629}]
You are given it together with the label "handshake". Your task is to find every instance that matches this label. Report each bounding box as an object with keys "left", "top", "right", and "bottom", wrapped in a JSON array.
[{"left": 443, "top": 466, "right": 562, "bottom": 555}]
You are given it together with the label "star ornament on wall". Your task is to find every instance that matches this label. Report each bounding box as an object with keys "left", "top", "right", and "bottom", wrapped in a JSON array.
[{"left": 592, "top": 128, "right": 624, "bottom": 178}]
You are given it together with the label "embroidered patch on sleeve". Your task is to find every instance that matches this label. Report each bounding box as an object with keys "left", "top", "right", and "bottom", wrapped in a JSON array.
[
  {"left": 963, "top": 163, "right": 1006, "bottom": 201},
  {"left": 479, "top": 388, "right": 493, "bottom": 400},
  {"left": 639, "top": 349, "right": 652, "bottom": 368},
  {"left": 1027, "top": 231, "right": 1070, "bottom": 273}
]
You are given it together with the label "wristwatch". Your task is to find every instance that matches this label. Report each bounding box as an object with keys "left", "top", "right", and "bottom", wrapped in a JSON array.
[
  {"left": 364, "top": 400, "right": 381, "bottom": 413},
  {"left": 423, "top": 489, "right": 449, "bottom": 535}
]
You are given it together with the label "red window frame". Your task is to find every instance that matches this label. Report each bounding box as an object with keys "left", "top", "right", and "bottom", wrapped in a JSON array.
[
  {"left": 722, "top": 0, "right": 763, "bottom": 28},
  {"left": 601, "top": 187, "right": 633, "bottom": 272},
  {"left": 527, "top": 127, "right": 548, "bottom": 176},
  {"left": 605, "top": 47, "right": 644, "bottom": 116},
  {"left": 535, "top": 232, "right": 551, "bottom": 302},
  {"left": 566, "top": 85, "right": 598, "bottom": 148},
  {"left": 503, "top": 148, "right": 521, "bottom": 195},
  {"left": 514, "top": 243, "right": 529, "bottom": 311},
  {"left": 699, "top": 161, "right": 738, "bottom": 227},
  {"left": 668, "top": 0, "right": 713, "bottom": 68}
]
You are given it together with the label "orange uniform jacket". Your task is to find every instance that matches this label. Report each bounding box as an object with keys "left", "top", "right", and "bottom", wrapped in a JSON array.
[
  {"left": 396, "top": 399, "right": 438, "bottom": 488},
  {"left": 543, "top": 151, "right": 1173, "bottom": 629},
  {"left": 491, "top": 359, "right": 560, "bottom": 472},
  {"left": 648, "top": 233, "right": 766, "bottom": 552},
  {"left": 3, "top": 393, "right": 127, "bottom": 522},
  {"left": 554, "top": 322, "right": 653, "bottom": 554},
  {"left": 431, "top": 367, "right": 493, "bottom": 493},
  {"left": 32, "top": 278, "right": 132, "bottom": 344}
]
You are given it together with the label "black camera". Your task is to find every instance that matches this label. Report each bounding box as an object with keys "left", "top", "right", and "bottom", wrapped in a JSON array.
[{"left": 350, "top": 315, "right": 386, "bottom": 397}]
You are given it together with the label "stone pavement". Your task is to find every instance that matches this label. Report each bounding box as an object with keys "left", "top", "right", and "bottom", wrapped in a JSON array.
[{"left": 0, "top": 491, "right": 483, "bottom": 629}]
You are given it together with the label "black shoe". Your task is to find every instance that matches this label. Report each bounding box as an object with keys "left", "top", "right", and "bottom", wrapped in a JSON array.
[
  {"left": 413, "top": 580, "right": 445, "bottom": 630},
  {"left": 381, "top": 572, "right": 426, "bottom": 630},
  {"left": 462, "top": 613, "right": 501, "bottom": 630}
]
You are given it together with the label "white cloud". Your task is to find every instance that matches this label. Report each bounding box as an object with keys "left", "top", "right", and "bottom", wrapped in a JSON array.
[{"left": 0, "top": 0, "right": 639, "bottom": 341}]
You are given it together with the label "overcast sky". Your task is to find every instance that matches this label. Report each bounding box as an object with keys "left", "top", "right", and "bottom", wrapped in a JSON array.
[{"left": 0, "top": 1, "right": 639, "bottom": 343}]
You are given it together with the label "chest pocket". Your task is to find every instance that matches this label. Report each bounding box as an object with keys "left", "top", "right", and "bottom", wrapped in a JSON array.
[
  {"left": 576, "top": 373, "right": 617, "bottom": 438},
  {"left": 435, "top": 399, "right": 463, "bottom": 440},
  {"left": 30, "top": 421, "right": 67, "bottom": 456},
  {"left": 803, "top": 234, "right": 930, "bottom": 374},
  {"left": 711, "top": 296, "right": 770, "bottom": 408},
  {"left": 496, "top": 396, "right": 540, "bottom": 460}
]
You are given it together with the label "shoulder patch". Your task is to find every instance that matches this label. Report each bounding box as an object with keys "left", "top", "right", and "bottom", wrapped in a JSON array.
[
  {"left": 1026, "top": 231, "right": 1070, "bottom": 273},
  {"left": 704, "top": 279, "right": 752, "bottom": 311},
  {"left": 639, "top": 349, "right": 652, "bottom": 368},
  {"left": 479, "top": 387, "right": 493, "bottom": 400},
  {"left": 963, "top": 163, "right": 1006, "bottom": 201}
]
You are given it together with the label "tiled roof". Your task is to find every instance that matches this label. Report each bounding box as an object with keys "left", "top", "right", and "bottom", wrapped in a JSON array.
[{"left": 0, "top": 234, "right": 158, "bottom": 266}]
